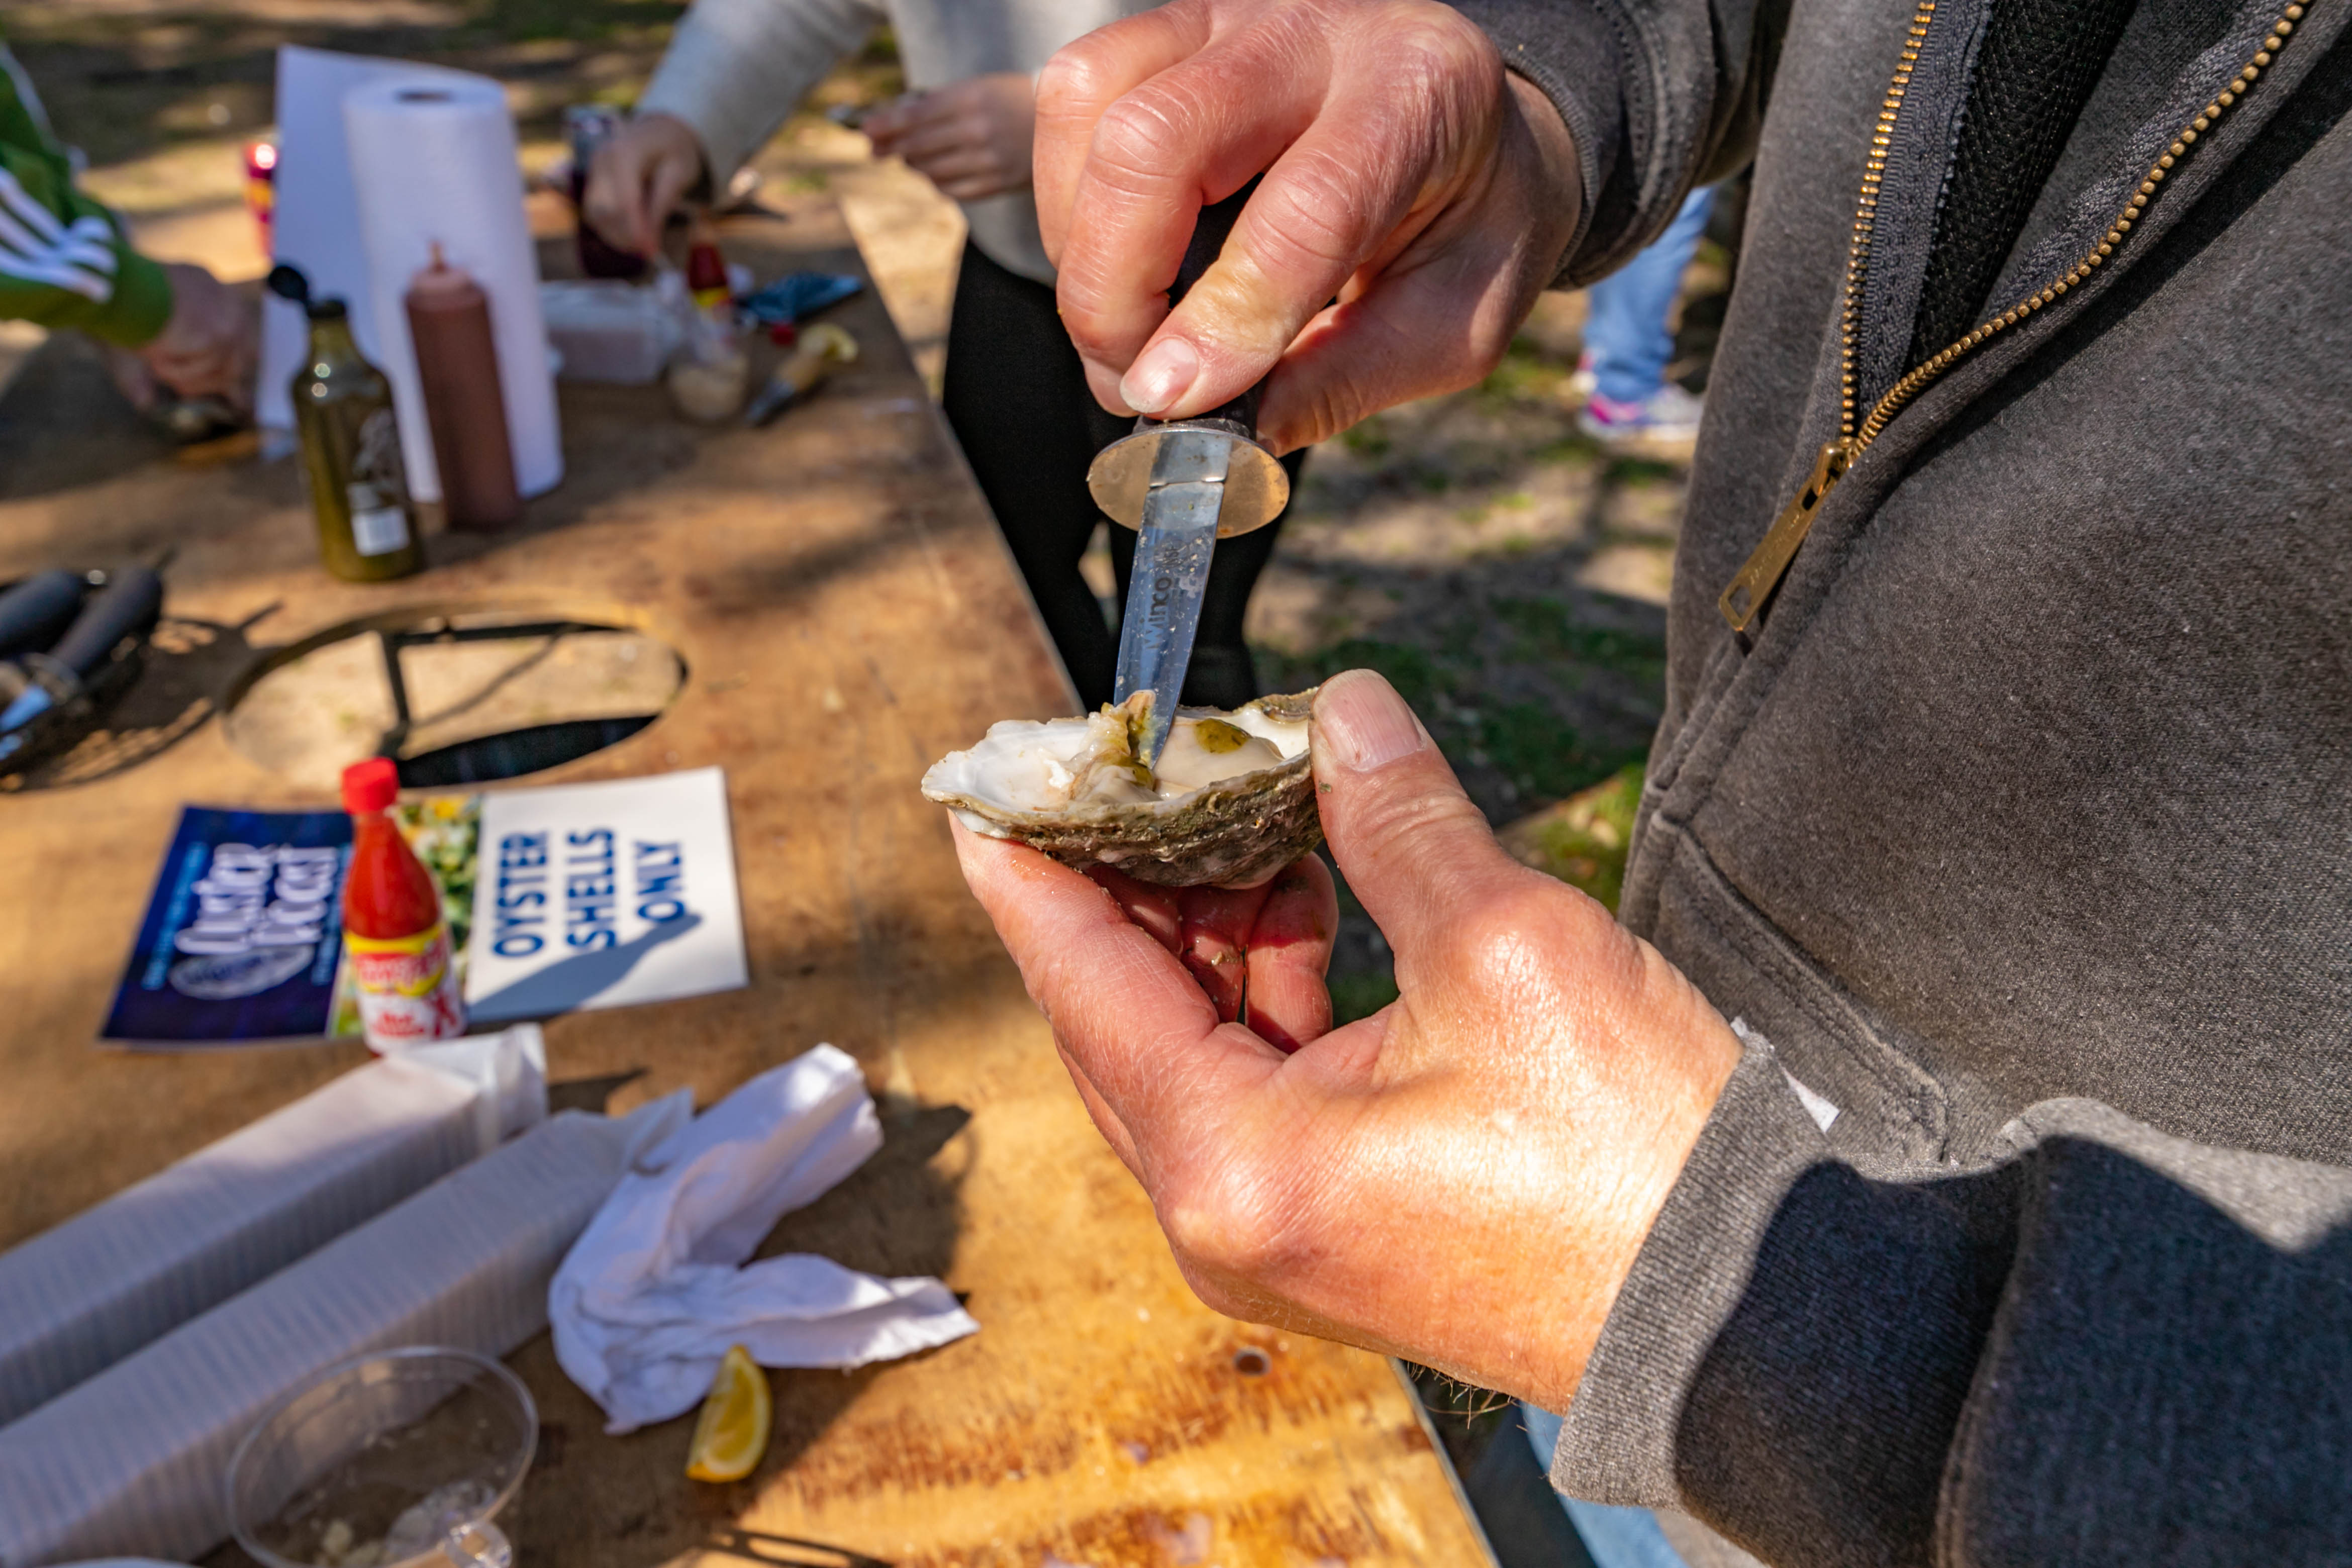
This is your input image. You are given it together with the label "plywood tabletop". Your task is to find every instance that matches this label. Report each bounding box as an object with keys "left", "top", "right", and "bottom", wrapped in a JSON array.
[{"left": 0, "top": 194, "right": 1492, "bottom": 1568}]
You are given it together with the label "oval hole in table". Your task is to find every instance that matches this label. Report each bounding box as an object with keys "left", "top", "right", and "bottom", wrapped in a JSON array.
[{"left": 221, "top": 606, "right": 687, "bottom": 791}]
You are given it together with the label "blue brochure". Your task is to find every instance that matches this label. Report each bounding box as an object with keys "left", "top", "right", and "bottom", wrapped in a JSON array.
[{"left": 102, "top": 807, "right": 352, "bottom": 1045}]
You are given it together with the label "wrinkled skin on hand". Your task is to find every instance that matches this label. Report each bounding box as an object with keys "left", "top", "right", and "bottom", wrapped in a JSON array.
[
  {"left": 952, "top": 670, "right": 1739, "bottom": 1411},
  {"left": 1032, "top": 0, "right": 1583, "bottom": 452},
  {"left": 865, "top": 74, "right": 1040, "bottom": 203},
  {"left": 582, "top": 111, "right": 707, "bottom": 258}
]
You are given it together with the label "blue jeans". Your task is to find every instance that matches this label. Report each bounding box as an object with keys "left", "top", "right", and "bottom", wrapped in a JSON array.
[
  {"left": 1584, "top": 186, "right": 1716, "bottom": 405},
  {"left": 1522, "top": 1403, "right": 1692, "bottom": 1568}
]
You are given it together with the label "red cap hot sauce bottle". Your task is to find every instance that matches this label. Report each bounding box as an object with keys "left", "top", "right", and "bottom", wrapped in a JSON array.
[
  {"left": 341, "top": 757, "right": 467, "bottom": 1051},
  {"left": 405, "top": 244, "right": 522, "bottom": 531},
  {"left": 685, "top": 225, "right": 731, "bottom": 314}
]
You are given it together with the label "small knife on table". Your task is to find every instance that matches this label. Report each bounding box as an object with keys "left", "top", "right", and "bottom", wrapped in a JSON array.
[{"left": 1088, "top": 185, "right": 1289, "bottom": 766}]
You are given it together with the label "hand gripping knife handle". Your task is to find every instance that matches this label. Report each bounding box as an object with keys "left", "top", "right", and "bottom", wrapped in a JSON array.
[{"left": 1085, "top": 181, "right": 1290, "bottom": 538}]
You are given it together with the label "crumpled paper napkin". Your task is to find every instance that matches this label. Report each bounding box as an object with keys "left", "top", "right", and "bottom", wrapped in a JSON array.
[{"left": 549, "top": 1043, "right": 978, "bottom": 1432}]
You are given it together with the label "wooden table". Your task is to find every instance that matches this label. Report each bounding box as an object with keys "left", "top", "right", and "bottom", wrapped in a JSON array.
[{"left": 0, "top": 194, "right": 1492, "bottom": 1568}]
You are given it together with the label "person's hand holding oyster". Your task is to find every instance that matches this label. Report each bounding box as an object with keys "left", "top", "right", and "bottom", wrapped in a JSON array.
[{"left": 931, "top": 671, "right": 1740, "bottom": 1413}]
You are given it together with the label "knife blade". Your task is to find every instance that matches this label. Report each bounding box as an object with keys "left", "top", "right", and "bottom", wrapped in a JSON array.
[
  {"left": 1097, "top": 184, "right": 1289, "bottom": 766},
  {"left": 1114, "top": 433, "right": 1226, "bottom": 761}
]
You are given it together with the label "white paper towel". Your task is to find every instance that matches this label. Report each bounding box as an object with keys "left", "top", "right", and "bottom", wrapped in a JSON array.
[
  {"left": 0, "top": 1025, "right": 545, "bottom": 1428},
  {"left": 551, "top": 1045, "right": 978, "bottom": 1434},
  {"left": 342, "top": 74, "right": 562, "bottom": 503}
]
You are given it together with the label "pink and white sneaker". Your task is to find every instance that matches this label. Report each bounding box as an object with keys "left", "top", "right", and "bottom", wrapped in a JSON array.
[{"left": 1577, "top": 382, "right": 1705, "bottom": 455}]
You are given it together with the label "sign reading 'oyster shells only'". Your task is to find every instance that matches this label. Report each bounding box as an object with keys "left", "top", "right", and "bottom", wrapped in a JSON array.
[{"left": 100, "top": 768, "right": 747, "bottom": 1044}]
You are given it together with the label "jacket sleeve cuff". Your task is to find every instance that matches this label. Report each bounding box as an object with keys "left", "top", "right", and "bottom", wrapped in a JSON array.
[
  {"left": 1546, "top": 1027, "right": 1831, "bottom": 1506},
  {"left": 1447, "top": 0, "right": 1626, "bottom": 286},
  {"left": 1549, "top": 1028, "right": 2017, "bottom": 1562},
  {"left": 84, "top": 248, "right": 173, "bottom": 348}
]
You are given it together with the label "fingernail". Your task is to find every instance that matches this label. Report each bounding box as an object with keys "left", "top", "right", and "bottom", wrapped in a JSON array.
[
  {"left": 1121, "top": 336, "right": 1199, "bottom": 415},
  {"left": 1317, "top": 670, "right": 1429, "bottom": 772}
]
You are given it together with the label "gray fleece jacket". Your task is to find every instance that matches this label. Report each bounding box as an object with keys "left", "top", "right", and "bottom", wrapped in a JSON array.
[{"left": 1444, "top": 0, "right": 2352, "bottom": 1561}]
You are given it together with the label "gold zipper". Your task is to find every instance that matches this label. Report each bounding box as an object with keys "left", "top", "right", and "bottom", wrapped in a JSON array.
[{"left": 1718, "top": 1, "right": 2310, "bottom": 633}]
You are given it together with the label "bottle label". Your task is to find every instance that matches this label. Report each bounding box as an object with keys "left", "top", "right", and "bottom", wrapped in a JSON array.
[
  {"left": 346, "top": 921, "right": 466, "bottom": 1049},
  {"left": 348, "top": 487, "right": 410, "bottom": 556}
]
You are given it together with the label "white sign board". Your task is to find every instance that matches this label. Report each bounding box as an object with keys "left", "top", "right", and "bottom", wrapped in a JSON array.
[{"left": 466, "top": 767, "right": 748, "bottom": 1023}]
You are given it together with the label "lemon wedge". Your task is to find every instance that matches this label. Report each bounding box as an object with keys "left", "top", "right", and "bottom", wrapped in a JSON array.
[{"left": 685, "top": 1344, "right": 772, "bottom": 1482}]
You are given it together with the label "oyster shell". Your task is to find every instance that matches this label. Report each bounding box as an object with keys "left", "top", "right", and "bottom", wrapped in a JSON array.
[{"left": 922, "top": 689, "right": 1320, "bottom": 888}]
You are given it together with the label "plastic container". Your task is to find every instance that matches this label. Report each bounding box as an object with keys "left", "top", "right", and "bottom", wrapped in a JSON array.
[
  {"left": 341, "top": 758, "right": 466, "bottom": 1051},
  {"left": 224, "top": 1347, "right": 534, "bottom": 1568},
  {"left": 667, "top": 345, "right": 750, "bottom": 422},
  {"left": 538, "top": 278, "right": 686, "bottom": 385}
]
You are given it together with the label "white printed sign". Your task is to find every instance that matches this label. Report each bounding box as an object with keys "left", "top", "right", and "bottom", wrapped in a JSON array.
[{"left": 465, "top": 767, "right": 747, "bottom": 1023}]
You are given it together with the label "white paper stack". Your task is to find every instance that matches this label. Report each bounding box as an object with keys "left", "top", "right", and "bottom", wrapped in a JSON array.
[
  {"left": 0, "top": 1095, "right": 688, "bottom": 1568},
  {"left": 0, "top": 1027, "right": 544, "bottom": 1428},
  {"left": 343, "top": 74, "right": 562, "bottom": 503}
]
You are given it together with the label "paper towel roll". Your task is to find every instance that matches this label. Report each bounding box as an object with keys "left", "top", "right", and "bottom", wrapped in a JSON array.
[
  {"left": 343, "top": 77, "right": 561, "bottom": 502},
  {"left": 259, "top": 48, "right": 475, "bottom": 441}
]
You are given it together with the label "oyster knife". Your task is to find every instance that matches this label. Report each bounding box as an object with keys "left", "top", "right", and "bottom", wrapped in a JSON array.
[{"left": 1098, "top": 184, "right": 1289, "bottom": 767}]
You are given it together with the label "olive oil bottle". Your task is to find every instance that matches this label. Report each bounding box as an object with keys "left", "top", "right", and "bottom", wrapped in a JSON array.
[{"left": 269, "top": 265, "right": 423, "bottom": 582}]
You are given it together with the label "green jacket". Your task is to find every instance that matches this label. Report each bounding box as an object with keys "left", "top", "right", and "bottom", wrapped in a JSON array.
[{"left": 0, "top": 36, "right": 170, "bottom": 345}]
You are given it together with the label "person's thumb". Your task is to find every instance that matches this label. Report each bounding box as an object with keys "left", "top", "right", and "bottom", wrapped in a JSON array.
[{"left": 1310, "top": 669, "right": 1532, "bottom": 973}]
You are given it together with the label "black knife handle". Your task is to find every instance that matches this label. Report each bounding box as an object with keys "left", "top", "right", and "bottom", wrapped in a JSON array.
[
  {"left": 49, "top": 565, "right": 162, "bottom": 677},
  {"left": 1153, "top": 177, "right": 1265, "bottom": 435},
  {"left": 0, "top": 570, "right": 87, "bottom": 661}
]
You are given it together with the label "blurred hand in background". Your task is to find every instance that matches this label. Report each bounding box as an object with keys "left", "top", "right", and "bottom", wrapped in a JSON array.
[
  {"left": 582, "top": 111, "right": 706, "bottom": 258},
  {"left": 864, "top": 73, "right": 1037, "bottom": 202},
  {"left": 108, "top": 262, "right": 260, "bottom": 414}
]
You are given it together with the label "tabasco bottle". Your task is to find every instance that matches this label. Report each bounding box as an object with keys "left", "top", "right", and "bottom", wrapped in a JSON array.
[
  {"left": 279, "top": 275, "right": 423, "bottom": 582},
  {"left": 341, "top": 758, "right": 466, "bottom": 1050}
]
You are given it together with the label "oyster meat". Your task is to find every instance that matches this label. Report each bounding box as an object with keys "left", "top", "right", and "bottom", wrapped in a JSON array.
[{"left": 922, "top": 690, "right": 1320, "bottom": 887}]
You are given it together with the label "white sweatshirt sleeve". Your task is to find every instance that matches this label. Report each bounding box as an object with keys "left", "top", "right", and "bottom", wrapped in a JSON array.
[{"left": 635, "top": 0, "right": 889, "bottom": 185}]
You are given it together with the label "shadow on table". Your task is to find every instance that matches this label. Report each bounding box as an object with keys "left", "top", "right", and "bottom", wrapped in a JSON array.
[
  {"left": 548, "top": 1065, "right": 651, "bottom": 1118},
  {"left": 1, "top": 610, "right": 275, "bottom": 793},
  {"left": 468, "top": 912, "right": 706, "bottom": 1023},
  {"left": 0, "top": 334, "right": 174, "bottom": 506}
]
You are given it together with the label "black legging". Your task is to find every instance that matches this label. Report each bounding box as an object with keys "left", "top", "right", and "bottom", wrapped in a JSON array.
[{"left": 940, "top": 241, "right": 1302, "bottom": 712}]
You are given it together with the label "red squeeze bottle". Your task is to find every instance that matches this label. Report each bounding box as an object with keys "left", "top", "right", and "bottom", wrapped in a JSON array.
[
  {"left": 405, "top": 244, "right": 521, "bottom": 531},
  {"left": 686, "top": 229, "right": 731, "bottom": 313},
  {"left": 341, "top": 758, "right": 466, "bottom": 1051}
]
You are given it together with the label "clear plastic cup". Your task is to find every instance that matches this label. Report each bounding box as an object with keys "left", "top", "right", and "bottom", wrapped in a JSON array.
[{"left": 224, "top": 1347, "right": 535, "bottom": 1568}]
